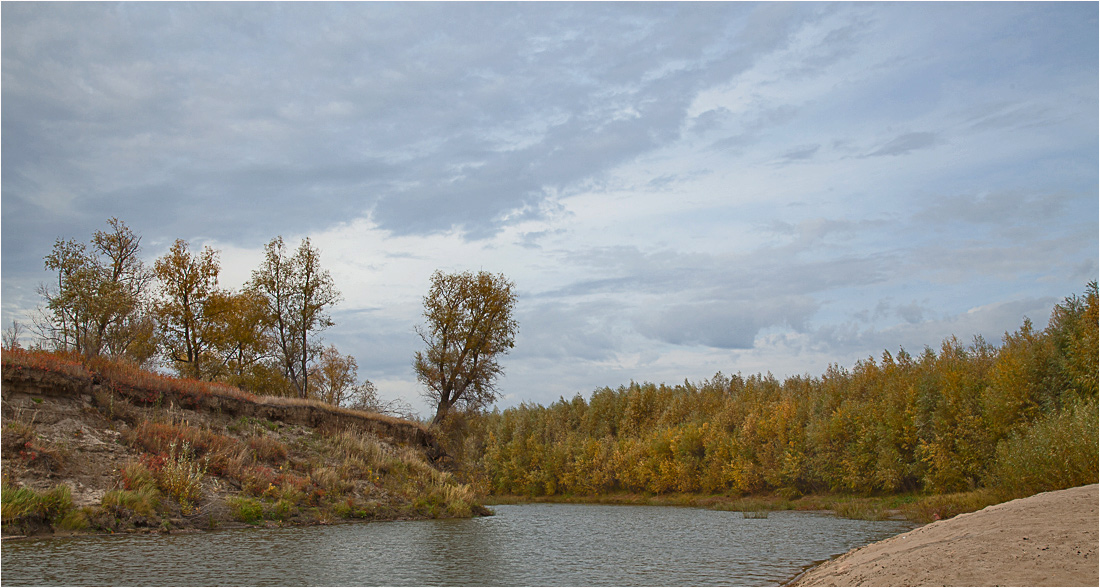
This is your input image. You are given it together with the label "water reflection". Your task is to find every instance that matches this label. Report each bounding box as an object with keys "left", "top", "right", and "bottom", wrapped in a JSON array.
[{"left": 2, "top": 504, "right": 914, "bottom": 586}]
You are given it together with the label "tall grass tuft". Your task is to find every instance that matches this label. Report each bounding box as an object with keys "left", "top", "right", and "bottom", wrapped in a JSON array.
[
  {"left": 226, "top": 496, "right": 264, "bottom": 524},
  {"left": 102, "top": 485, "right": 161, "bottom": 518},
  {"left": 148, "top": 441, "right": 207, "bottom": 514},
  {"left": 1, "top": 481, "right": 76, "bottom": 531},
  {"left": 331, "top": 429, "right": 389, "bottom": 473}
]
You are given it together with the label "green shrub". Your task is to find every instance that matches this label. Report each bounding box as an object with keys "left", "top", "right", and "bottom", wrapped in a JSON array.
[
  {"left": 268, "top": 499, "right": 296, "bottom": 521},
  {"left": 150, "top": 441, "right": 208, "bottom": 514},
  {"left": 2, "top": 483, "right": 44, "bottom": 524},
  {"left": 992, "top": 396, "right": 1099, "bottom": 497},
  {"left": 226, "top": 496, "right": 264, "bottom": 524},
  {"left": 56, "top": 508, "right": 90, "bottom": 531}
]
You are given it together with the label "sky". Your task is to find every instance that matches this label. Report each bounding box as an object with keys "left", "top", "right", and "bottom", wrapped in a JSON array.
[{"left": 3, "top": 2, "right": 1097, "bottom": 417}]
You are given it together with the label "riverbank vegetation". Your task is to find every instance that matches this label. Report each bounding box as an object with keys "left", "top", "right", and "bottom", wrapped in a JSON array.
[
  {"left": 447, "top": 284, "right": 1097, "bottom": 522},
  {"left": 1, "top": 348, "right": 484, "bottom": 537}
]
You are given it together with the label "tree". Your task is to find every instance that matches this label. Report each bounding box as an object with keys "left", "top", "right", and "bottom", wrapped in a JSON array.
[
  {"left": 153, "top": 239, "right": 223, "bottom": 379},
  {"left": 345, "top": 380, "right": 417, "bottom": 420},
  {"left": 214, "top": 289, "right": 283, "bottom": 394},
  {"left": 414, "top": 270, "right": 518, "bottom": 426},
  {"left": 247, "top": 236, "right": 341, "bottom": 398},
  {"left": 35, "top": 218, "right": 154, "bottom": 363},
  {"left": 310, "top": 345, "right": 359, "bottom": 405},
  {"left": 3, "top": 320, "right": 23, "bottom": 350}
]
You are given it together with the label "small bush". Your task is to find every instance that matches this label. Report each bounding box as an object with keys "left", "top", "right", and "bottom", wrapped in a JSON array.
[
  {"left": 226, "top": 496, "right": 264, "bottom": 524},
  {"left": 120, "top": 461, "right": 157, "bottom": 492},
  {"left": 1, "top": 421, "right": 37, "bottom": 454},
  {"left": 127, "top": 420, "right": 238, "bottom": 477},
  {"left": 4, "top": 423, "right": 67, "bottom": 472},
  {"left": 247, "top": 435, "right": 289, "bottom": 463},
  {"left": 268, "top": 499, "right": 297, "bottom": 521},
  {"left": 239, "top": 465, "right": 277, "bottom": 497},
  {"left": 149, "top": 441, "right": 207, "bottom": 514},
  {"left": 311, "top": 466, "right": 352, "bottom": 496}
]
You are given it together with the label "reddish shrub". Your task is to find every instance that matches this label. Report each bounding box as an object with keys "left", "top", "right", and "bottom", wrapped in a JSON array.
[
  {"left": 247, "top": 435, "right": 289, "bottom": 463},
  {"left": 126, "top": 421, "right": 240, "bottom": 477}
]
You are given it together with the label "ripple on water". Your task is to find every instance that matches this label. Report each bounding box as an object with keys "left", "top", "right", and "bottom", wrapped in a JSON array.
[{"left": 1, "top": 504, "right": 914, "bottom": 586}]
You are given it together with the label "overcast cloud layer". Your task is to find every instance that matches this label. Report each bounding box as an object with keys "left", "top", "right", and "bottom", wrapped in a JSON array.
[{"left": 3, "top": 2, "right": 1097, "bottom": 415}]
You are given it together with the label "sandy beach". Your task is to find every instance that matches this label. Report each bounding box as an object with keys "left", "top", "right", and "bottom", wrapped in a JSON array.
[{"left": 792, "top": 484, "right": 1099, "bottom": 587}]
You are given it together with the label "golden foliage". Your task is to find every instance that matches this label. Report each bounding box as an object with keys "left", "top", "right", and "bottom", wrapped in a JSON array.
[{"left": 467, "top": 284, "right": 1098, "bottom": 500}]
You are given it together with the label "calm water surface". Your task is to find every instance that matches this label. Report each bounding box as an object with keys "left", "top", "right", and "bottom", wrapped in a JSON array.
[{"left": 1, "top": 504, "right": 914, "bottom": 586}]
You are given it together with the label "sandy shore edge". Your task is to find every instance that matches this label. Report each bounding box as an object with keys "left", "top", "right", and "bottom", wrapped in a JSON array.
[{"left": 791, "top": 484, "right": 1099, "bottom": 587}]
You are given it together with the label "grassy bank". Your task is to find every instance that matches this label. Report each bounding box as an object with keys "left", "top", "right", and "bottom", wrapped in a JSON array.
[{"left": 2, "top": 351, "right": 487, "bottom": 538}]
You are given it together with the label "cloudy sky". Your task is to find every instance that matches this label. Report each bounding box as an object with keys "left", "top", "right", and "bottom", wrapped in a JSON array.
[{"left": 3, "top": 2, "right": 1097, "bottom": 416}]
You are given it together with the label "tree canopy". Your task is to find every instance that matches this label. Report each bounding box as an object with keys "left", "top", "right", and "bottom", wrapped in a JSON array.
[
  {"left": 414, "top": 270, "right": 518, "bottom": 426},
  {"left": 35, "top": 218, "right": 155, "bottom": 363},
  {"left": 247, "top": 236, "right": 341, "bottom": 399}
]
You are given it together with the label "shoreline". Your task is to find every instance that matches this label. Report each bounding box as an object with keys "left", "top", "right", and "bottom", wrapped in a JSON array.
[{"left": 790, "top": 484, "right": 1099, "bottom": 587}]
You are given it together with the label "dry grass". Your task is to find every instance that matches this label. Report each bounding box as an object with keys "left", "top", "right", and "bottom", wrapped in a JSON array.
[
  {"left": 247, "top": 434, "right": 289, "bottom": 462},
  {"left": 3, "top": 349, "right": 431, "bottom": 444},
  {"left": 1, "top": 348, "right": 90, "bottom": 381},
  {"left": 331, "top": 429, "right": 390, "bottom": 473},
  {"left": 901, "top": 488, "right": 1006, "bottom": 524}
]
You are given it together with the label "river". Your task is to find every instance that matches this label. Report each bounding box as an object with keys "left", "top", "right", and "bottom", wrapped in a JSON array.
[{"left": 1, "top": 504, "right": 915, "bottom": 586}]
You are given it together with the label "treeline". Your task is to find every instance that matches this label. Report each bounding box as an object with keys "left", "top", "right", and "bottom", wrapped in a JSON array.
[
  {"left": 19, "top": 218, "right": 394, "bottom": 413},
  {"left": 457, "top": 284, "right": 1097, "bottom": 499}
]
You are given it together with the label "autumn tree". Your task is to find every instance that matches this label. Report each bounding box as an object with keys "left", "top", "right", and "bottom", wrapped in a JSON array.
[
  {"left": 214, "top": 289, "right": 282, "bottom": 393},
  {"left": 248, "top": 236, "right": 341, "bottom": 398},
  {"left": 153, "top": 239, "right": 224, "bottom": 379},
  {"left": 35, "top": 218, "right": 155, "bottom": 363},
  {"left": 3, "top": 320, "right": 24, "bottom": 350},
  {"left": 414, "top": 270, "right": 518, "bottom": 426},
  {"left": 310, "top": 345, "right": 359, "bottom": 405}
]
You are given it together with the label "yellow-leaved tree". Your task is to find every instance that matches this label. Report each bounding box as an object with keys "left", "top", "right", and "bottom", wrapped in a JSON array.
[{"left": 414, "top": 270, "right": 518, "bottom": 427}]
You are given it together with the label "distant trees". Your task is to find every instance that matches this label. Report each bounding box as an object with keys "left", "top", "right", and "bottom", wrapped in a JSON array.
[
  {"left": 33, "top": 220, "right": 385, "bottom": 412},
  {"left": 414, "top": 270, "right": 518, "bottom": 426},
  {"left": 310, "top": 345, "right": 359, "bottom": 406},
  {"left": 463, "top": 283, "right": 1098, "bottom": 500},
  {"left": 32, "top": 221, "right": 529, "bottom": 425}
]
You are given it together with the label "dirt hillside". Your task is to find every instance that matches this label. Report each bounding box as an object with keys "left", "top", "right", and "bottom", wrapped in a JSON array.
[
  {"left": 792, "top": 484, "right": 1099, "bottom": 587},
  {"left": 2, "top": 350, "right": 484, "bottom": 538}
]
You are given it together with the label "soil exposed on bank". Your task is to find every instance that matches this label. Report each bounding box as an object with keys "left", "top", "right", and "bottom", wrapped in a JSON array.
[
  {"left": 1, "top": 351, "right": 484, "bottom": 538},
  {"left": 792, "top": 484, "right": 1099, "bottom": 587}
]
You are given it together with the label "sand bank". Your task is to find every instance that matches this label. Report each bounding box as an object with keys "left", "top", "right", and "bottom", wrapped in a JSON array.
[{"left": 793, "top": 484, "right": 1098, "bottom": 587}]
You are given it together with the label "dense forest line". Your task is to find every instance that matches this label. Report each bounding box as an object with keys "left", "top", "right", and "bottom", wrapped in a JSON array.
[{"left": 451, "top": 284, "right": 1097, "bottom": 504}]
